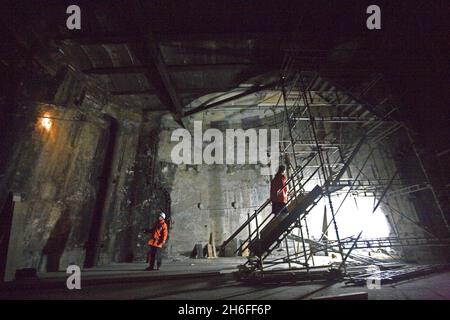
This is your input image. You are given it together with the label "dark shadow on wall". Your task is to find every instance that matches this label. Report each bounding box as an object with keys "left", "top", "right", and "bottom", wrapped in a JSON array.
[
  {"left": 84, "top": 116, "right": 118, "bottom": 268},
  {"left": 0, "top": 192, "right": 14, "bottom": 282},
  {"left": 42, "top": 208, "right": 72, "bottom": 272}
]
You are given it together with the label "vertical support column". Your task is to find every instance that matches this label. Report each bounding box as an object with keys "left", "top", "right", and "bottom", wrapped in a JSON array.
[
  {"left": 247, "top": 212, "right": 252, "bottom": 243},
  {"left": 281, "top": 76, "right": 299, "bottom": 170},
  {"left": 254, "top": 210, "right": 263, "bottom": 271},
  {"left": 281, "top": 75, "right": 310, "bottom": 271},
  {"left": 284, "top": 237, "right": 292, "bottom": 269},
  {"left": 300, "top": 74, "right": 346, "bottom": 270}
]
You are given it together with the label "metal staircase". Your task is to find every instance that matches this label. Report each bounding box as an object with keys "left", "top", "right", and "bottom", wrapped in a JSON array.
[
  {"left": 219, "top": 68, "right": 377, "bottom": 272},
  {"left": 248, "top": 185, "right": 323, "bottom": 257},
  {"left": 221, "top": 62, "right": 449, "bottom": 275}
]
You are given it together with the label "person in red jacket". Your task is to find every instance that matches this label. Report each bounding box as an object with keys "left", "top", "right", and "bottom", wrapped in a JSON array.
[
  {"left": 145, "top": 212, "right": 168, "bottom": 271},
  {"left": 270, "top": 165, "right": 289, "bottom": 215}
]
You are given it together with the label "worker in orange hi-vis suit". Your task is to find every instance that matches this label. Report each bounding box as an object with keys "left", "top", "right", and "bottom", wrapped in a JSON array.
[
  {"left": 145, "top": 212, "right": 168, "bottom": 271},
  {"left": 270, "top": 165, "right": 289, "bottom": 215}
]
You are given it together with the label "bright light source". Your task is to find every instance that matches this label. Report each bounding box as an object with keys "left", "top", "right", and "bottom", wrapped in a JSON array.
[
  {"left": 335, "top": 197, "right": 391, "bottom": 238},
  {"left": 306, "top": 196, "right": 391, "bottom": 240},
  {"left": 41, "top": 114, "right": 52, "bottom": 131}
]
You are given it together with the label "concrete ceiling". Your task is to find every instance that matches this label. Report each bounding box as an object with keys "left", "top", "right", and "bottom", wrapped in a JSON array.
[
  {"left": 2, "top": 1, "right": 387, "bottom": 117},
  {"left": 2, "top": 0, "right": 447, "bottom": 149}
]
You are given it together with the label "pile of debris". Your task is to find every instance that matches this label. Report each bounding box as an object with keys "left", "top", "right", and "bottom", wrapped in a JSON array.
[
  {"left": 344, "top": 263, "right": 450, "bottom": 286},
  {"left": 235, "top": 264, "right": 344, "bottom": 284}
]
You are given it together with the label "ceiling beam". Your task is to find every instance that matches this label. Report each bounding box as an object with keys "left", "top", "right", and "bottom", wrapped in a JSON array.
[
  {"left": 177, "top": 87, "right": 248, "bottom": 94},
  {"left": 120, "top": 43, "right": 185, "bottom": 122},
  {"left": 83, "top": 63, "right": 255, "bottom": 75},
  {"left": 110, "top": 89, "right": 157, "bottom": 95},
  {"left": 129, "top": 0, "right": 184, "bottom": 126},
  {"left": 152, "top": 50, "right": 183, "bottom": 113},
  {"left": 110, "top": 87, "right": 245, "bottom": 96},
  {"left": 125, "top": 44, "right": 184, "bottom": 118},
  {"left": 53, "top": 31, "right": 295, "bottom": 45},
  {"left": 183, "top": 81, "right": 280, "bottom": 117},
  {"left": 167, "top": 62, "right": 254, "bottom": 72},
  {"left": 83, "top": 66, "right": 147, "bottom": 74}
]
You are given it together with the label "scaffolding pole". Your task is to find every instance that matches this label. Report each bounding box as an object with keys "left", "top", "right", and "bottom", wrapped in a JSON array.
[{"left": 299, "top": 72, "right": 346, "bottom": 271}]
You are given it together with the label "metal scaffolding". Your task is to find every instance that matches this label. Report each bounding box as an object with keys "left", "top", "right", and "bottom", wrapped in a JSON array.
[{"left": 220, "top": 55, "right": 450, "bottom": 280}]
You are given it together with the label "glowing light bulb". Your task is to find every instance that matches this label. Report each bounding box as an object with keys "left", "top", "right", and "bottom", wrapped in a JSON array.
[{"left": 41, "top": 115, "right": 52, "bottom": 131}]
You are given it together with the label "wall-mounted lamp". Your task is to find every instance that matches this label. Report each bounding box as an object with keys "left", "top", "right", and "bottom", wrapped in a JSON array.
[{"left": 40, "top": 113, "right": 53, "bottom": 131}]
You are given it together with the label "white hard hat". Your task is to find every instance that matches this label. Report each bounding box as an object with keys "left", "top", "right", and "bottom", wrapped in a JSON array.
[{"left": 159, "top": 212, "right": 166, "bottom": 220}]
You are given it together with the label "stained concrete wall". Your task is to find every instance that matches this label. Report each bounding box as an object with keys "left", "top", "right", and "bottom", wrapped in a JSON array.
[
  {"left": 96, "top": 121, "right": 142, "bottom": 264},
  {"left": 0, "top": 49, "right": 168, "bottom": 271},
  {"left": 166, "top": 164, "right": 270, "bottom": 255},
  {"left": 2, "top": 104, "right": 107, "bottom": 271},
  {"left": 156, "top": 116, "right": 273, "bottom": 255},
  {"left": 4, "top": 103, "right": 446, "bottom": 272},
  {"left": 2, "top": 104, "right": 147, "bottom": 271},
  {"left": 152, "top": 113, "right": 449, "bottom": 262},
  {"left": 1, "top": 46, "right": 447, "bottom": 274}
]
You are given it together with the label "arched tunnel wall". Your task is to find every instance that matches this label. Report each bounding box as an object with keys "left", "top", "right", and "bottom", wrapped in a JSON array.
[
  {"left": 2, "top": 102, "right": 449, "bottom": 275},
  {"left": 1, "top": 64, "right": 449, "bottom": 277}
]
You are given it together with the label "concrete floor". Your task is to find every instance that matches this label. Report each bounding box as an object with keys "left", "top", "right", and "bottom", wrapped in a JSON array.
[{"left": 1, "top": 258, "right": 449, "bottom": 300}]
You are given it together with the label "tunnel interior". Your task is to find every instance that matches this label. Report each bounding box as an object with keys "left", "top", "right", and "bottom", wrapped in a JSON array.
[{"left": 0, "top": 1, "right": 449, "bottom": 297}]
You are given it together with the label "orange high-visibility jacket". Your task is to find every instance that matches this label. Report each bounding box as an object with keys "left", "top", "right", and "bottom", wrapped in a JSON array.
[
  {"left": 148, "top": 219, "right": 168, "bottom": 248},
  {"left": 270, "top": 173, "right": 288, "bottom": 204}
]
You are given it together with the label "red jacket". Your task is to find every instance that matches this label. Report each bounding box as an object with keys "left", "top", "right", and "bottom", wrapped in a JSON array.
[
  {"left": 148, "top": 219, "right": 168, "bottom": 248},
  {"left": 270, "top": 173, "right": 288, "bottom": 204}
]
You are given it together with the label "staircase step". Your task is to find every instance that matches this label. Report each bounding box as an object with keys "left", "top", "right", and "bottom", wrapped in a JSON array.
[{"left": 248, "top": 185, "right": 323, "bottom": 257}]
